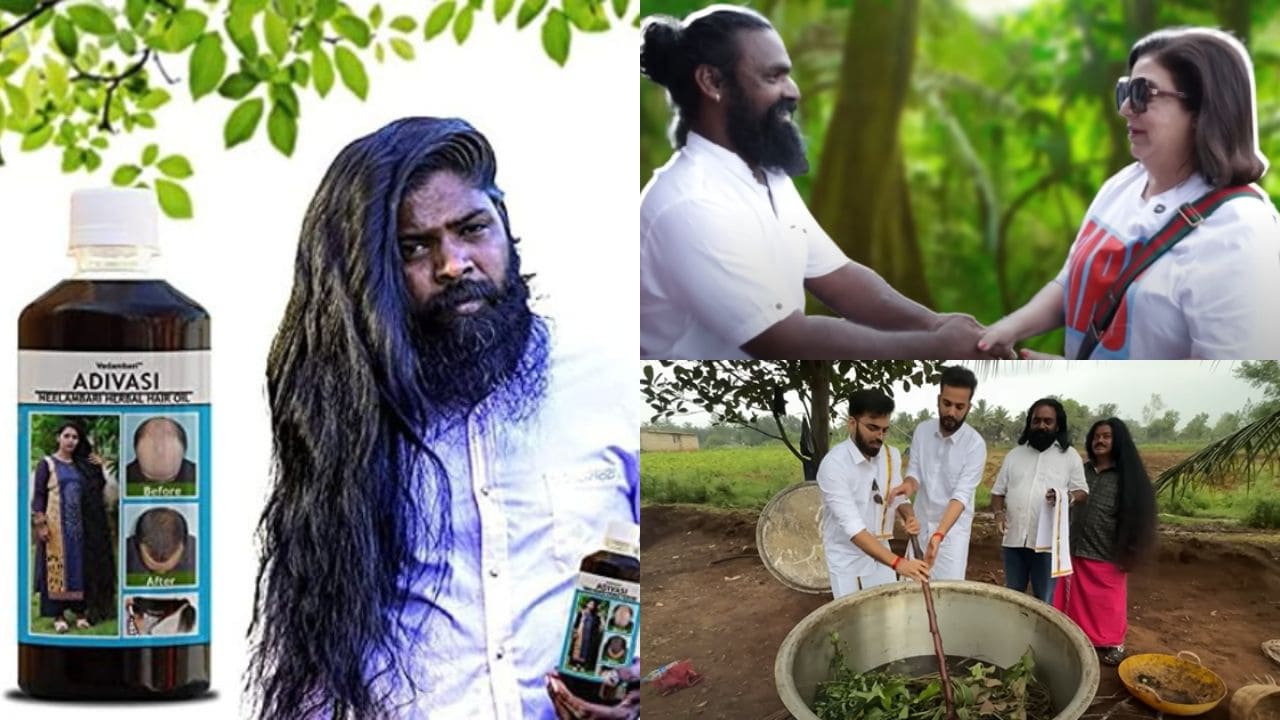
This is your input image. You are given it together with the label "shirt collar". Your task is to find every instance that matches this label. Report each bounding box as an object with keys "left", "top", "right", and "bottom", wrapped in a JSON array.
[
  {"left": 844, "top": 437, "right": 878, "bottom": 466},
  {"left": 684, "top": 131, "right": 767, "bottom": 190}
]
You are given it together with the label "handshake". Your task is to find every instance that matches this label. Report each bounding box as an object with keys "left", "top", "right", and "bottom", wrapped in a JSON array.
[{"left": 930, "top": 313, "right": 1059, "bottom": 360}]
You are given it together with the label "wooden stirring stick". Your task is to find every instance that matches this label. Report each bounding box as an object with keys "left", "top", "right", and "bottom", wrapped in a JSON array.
[{"left": 909, "top": 535, "right": 955, "bottom": 720}]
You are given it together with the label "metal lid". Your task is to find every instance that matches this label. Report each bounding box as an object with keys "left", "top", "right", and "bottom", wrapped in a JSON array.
[{"left": 756, "top": 482, "right": 830, "bottom": 594}]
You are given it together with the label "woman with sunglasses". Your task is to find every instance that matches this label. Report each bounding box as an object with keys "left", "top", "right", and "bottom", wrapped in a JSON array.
[{"left": 980, "top": 27, "right": 1280, "bottom": 359}]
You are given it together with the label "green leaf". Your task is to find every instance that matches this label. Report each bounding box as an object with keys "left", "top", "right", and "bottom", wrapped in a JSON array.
[
  {"left": 390, "top": 14, "right": 416, "bottom": 33},
  {"left": 288, "top": 59, "right": 309, "bottom": 85},
  {"left": 189, "top": 33, "right": 227, "bottom": 100},
  {"left": 21, "top": 123, "right": 54, "bottom": 151},
  {"left": 0, "top": 0, "right": 38, "bottom": 14},
  {"left": 166, "top": 9, "right": 208, "bottom": 51},
  {"left": 516, "top": 0, "right": 547, "bottom": 29},
  {"left": 611, "top": 0, "right": 627, "bottom": 18},
  {"left": 311, "top": 48, "right": 334, "bottom": 97},
  {"left": 218, "top": 72, "right": 258, "bottom": 99},
  {"left": 83, "top": 148, "right": 102, "bottom": 171},
  {"left": 424, "top": 0, "right": 455, "bottom": 40},
  {"left": 332, "top": 15, "right": 371, "bottom": 47},
  {"left": 374, "top": 42, "right": 384, "bottom": 64},
  {"left": 155, "top": 179, "right": 193, "bottom": 219},
  {"left": 112, "top": 164, "right": 142, "bottom": 185},
  {"left": 124, "top": 0, "right": 145, "bottom": 27},
  {"left": 224, "top": 97, "right": 265, "bottom": 148},
  {"left": 118, "top": 29, "right": 137, "bottom": 54},
  {"left": 565, "top": 0, "right": 608, "bottom": 31},
  {"left": 368, "top": 3, "right": 383, "bottom": 28},
  {"left": 494, "top": 0, "right": 515, "bottom": 23},
  {"left": 453, "top": 6, "right": 473, "bottom": 43},
  {"left": 314, "top": 0, "right": 337, "bottom": 21},
  {"left": 541, "top": 9, "right": 569, "bottom": 66},
  {"left": 133, "top": 112, "right": 156, "bottom": 129},
  {"left": 66, "top": 4, "right": 115, "bottom": 36},
  {"left": 141, "top": 143, "right": 158, "bottom": 165},
  {"left": 53, "top": 16, "right": 79, "bottom": 59},
  {"left": 267, "top": 102, "right": 297, "bottom": 156},
  {"left": 389, "top": 37, "right": 414, "bottom": 60},
  {"left": 61, "top": 147, "right": 83, "bottom": 172},
  {"left": 299, "top": 22, "right": 322, "bottom": 51},
  {"left": 137, "top": 88, "right": 170, "bottom": 110},
  {"left": 157, "top": 154, "right": 193, "bottom": 178},
  {"left": 332, "top": 45, "right": 367, "bottom": 99},
  {"left": 225, "top": 11, "right": 259, "bottom": 57},
  {"left": 264, "top": 10, "right": 290, "bottom": 59},
  {"left": 269, "top": 82, "right": 299, "bottom": 116},
  {"left": 275, "top": 0, "right": 299, "bottom": 22}
]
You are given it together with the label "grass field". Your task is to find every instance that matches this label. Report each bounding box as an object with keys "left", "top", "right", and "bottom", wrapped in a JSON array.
[{"left": 642, "top": 442, "right": 1280, "bottom": 528}]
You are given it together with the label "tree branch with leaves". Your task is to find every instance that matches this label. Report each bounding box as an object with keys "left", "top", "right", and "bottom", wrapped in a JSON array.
[{"left": 0, "top": 0, "right": 635, "bottom": 217}]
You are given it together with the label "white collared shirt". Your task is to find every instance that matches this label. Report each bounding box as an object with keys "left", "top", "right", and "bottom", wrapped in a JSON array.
[
  {"left": 905, "top": 419, "right": 987, "bottom": 534},
  {"left": 1055, "top": 162, "right": 1280, "bottom": 359},
  {"left": 639, "top": 132, "right": 849, "bottom": 359},
  {"left": 817, "top": 438, "right": 909, "bottom": 579},
  {"left": 378, "top": 339, "right": 638, "bottom": 719},
  {"left": 992, "top": 442, "right": 1088, "bottom": 550}
]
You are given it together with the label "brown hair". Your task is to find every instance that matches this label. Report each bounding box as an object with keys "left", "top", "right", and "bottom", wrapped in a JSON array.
[{"left": 1128, "top": 28, "right": 1267, "bottom": 188}]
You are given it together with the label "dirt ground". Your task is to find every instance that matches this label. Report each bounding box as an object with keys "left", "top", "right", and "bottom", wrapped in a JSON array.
[{"left": 640, "top": 504, "right": 1280, "bottom": 720}]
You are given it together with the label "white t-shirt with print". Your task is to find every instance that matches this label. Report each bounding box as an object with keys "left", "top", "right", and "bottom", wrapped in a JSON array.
[
  {"left": 1054, "top": 162, "right": 1280, "bottom": 359},
  {"left": 640, "top": 132, "right": 850, "bottom": 359}
]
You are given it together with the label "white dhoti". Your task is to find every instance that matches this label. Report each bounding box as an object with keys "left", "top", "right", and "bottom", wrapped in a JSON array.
[
  {"left": 911, "top": 522, "right": 972, "bottom": 581},
  {"left": 827, "top": 560, "right": 897, "bottom": 599}
]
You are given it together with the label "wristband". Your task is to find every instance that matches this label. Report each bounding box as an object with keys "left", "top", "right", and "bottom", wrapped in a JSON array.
[
  {"left": 890, "top": 555, "right": 902, "bottom": 571},
  {"left": 932, "top": 531, "right": 945, "bottom": 543}
]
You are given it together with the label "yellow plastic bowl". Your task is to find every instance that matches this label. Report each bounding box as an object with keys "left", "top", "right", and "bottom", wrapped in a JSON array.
[{"left": 1119, "top": 651, "right": 1228, "bottom": 716}]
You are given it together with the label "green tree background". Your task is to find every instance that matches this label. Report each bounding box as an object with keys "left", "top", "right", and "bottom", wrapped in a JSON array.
[
  {"left": 1, "top": 0, "right": 635, "bottom": 217},
  {"left": 640, "top": 0, "right": 1280, "bottom": 352},
  {"left": 29, "top": 413, "right": 120, "bottom": 470}
]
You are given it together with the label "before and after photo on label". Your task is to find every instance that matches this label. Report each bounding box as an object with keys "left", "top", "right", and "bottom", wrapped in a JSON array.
[{"left": 1, "top": 0, "right": 1279, "bottom": 719}]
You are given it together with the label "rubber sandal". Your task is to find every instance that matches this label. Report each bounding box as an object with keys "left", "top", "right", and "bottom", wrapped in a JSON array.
[
  {"left": 1100, "top": 646, "right": 1126, "bottom": 666},
  {"left": 53, "top": 619, "right": 69, "bottom": 634},
  {"left": 75, "top": 618, "right": 91, "bottom": 630}
]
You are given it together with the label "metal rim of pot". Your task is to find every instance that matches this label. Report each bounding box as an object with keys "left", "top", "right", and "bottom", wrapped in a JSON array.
[{"left": 774, "top": 579, "right": 1101, "bottom": 720}]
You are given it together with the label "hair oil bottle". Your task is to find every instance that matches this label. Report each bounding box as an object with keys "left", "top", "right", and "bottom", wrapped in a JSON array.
[
  {"left": 17, "top": 188, "right": 211, "bottom": 698},
  {"left": 557, "top": 520, "right": 641, "bottom": 704}
]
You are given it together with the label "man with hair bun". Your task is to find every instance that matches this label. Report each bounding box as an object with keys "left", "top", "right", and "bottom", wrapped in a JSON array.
[{"left": 640, "top": 5, "right": 991, "bottom": 360}]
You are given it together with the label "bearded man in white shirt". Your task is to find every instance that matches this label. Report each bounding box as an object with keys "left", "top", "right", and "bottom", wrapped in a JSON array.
[
  {"left": 248, "top": 118, "right": 638, "bottom": 720},
  {"left": 886, "top": 365, "right": 987, "bottom": 580},
  {"left": 990, "top": 398, "right": 1088, "bottom": 603},
  {"left": 818, "top": 389, "right": 931, "bottom": 598},
  {"left": 639, "top": 5, "right": 989, "bottom": 360}
]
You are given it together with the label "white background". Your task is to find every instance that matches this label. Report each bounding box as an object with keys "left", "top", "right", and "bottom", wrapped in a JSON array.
[{"left": 0, "top": 10, "right": 638, "bottom": 718}]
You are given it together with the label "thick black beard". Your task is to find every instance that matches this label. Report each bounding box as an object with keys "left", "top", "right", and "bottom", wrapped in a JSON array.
[
  {"left": 853, "top": 431, "right": 882, "bottom": 459},
  {"left": 1028, "top": 430, "right": 1056, "bottom": 452},
  {"left": 940, "top": 414, "right": 967, "bottom": 433},
  {"left": 724, "top": 81, "right": 809, "bottom": 177},
  {"left": 412, "top": 259, "right": 550, "bottom": 424}
]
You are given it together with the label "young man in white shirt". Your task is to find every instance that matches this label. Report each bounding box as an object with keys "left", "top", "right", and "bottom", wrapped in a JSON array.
[
  {"left": 639, "top": 6, "right": 989, "bottom": 360},
  {"left": 990, "top": 399, "right": 1089, "bottom": 603},
  {"left": 887, "top": 366, "right": 987, "bottom": 580},
  {"left": 817, "top": 389, "right": 931, "bottom": 599}
]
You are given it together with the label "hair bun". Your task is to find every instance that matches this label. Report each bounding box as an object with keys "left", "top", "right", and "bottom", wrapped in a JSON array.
[{"left": 640, "top": 16, "right": 683, "bottom": 87}]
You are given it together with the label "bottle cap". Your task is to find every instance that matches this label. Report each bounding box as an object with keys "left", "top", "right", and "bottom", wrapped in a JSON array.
[
  {"left": 69, "top": 188, "right": 159, "bottom": 251},
  {"left": 604, "top": 520, "right": 640, "bottom": 557}
]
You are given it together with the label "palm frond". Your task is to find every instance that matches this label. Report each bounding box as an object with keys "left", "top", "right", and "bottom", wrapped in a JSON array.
[{"left": 1155, "top": 410, "right": 1280, "bottom": 496}]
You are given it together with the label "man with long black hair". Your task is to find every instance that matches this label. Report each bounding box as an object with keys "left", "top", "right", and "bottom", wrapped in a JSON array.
[
  {"left": 991, "top": 398, "right": 1088, "bottom": 602},
  {"left": 248, "top": 117, "right": 638, "bottom": 719},
  {"left": 1053, "top": 418, "right": 1157, "bottom": 666},
  {"left": 639, "top": 5, "right": 989, "bottom": 359}
]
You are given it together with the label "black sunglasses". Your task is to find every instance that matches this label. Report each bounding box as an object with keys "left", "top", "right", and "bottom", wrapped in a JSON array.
[{"left": 1115, "top": 76, "right": 1188, "bottom": 114}]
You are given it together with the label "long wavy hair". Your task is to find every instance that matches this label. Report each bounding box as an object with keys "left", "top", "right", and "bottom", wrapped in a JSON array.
[
  {"left": 51, "top": 420, "right": 115, "bottom": 622},
  {"left": 1086, "top": 418, "right": 1158, "bottom": 570},
  {"left": 248, "top": 118, "right": 519, "bottom": 718},
  {"left": 1017, "top": 397, "right": 1072, "bottom": 451}
]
